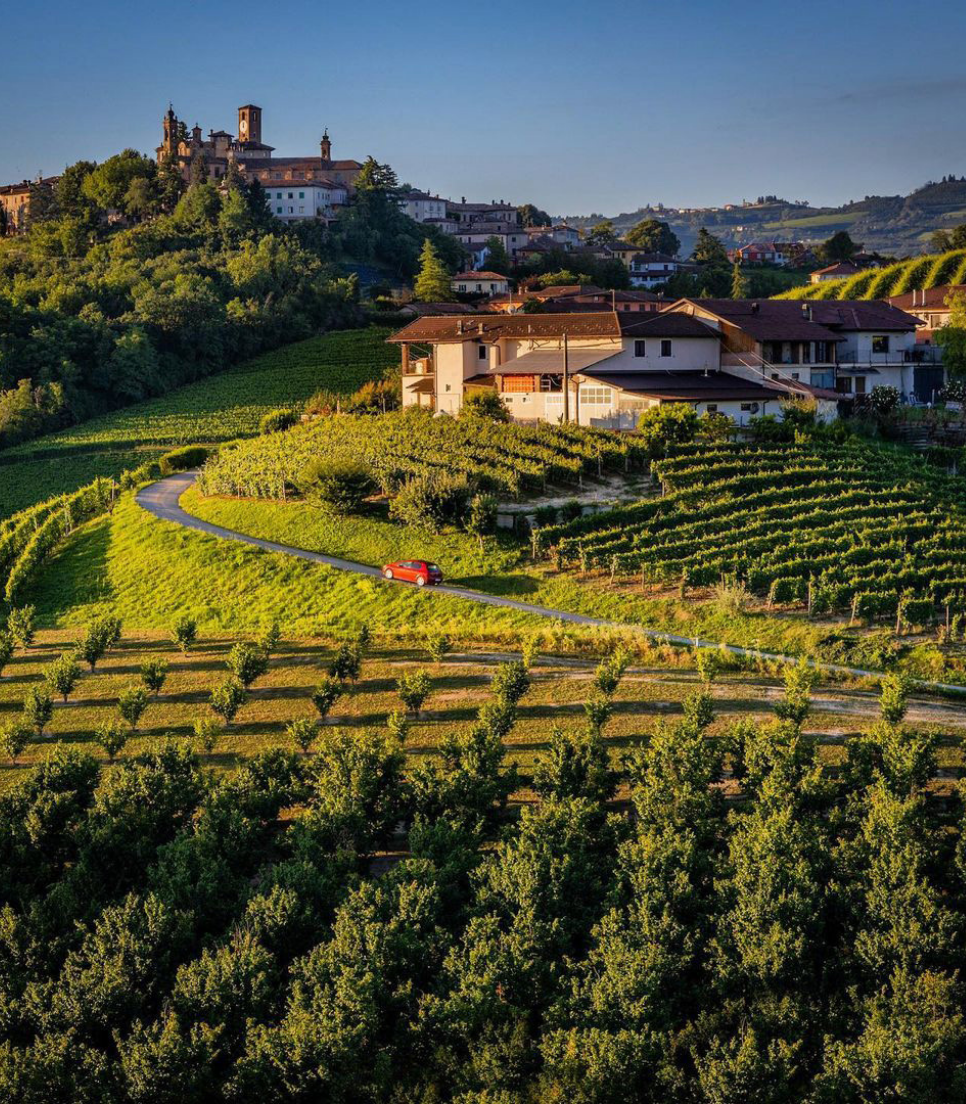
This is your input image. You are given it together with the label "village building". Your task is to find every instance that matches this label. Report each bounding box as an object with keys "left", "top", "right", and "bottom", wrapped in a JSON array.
[
  {"left": 0, "top": 176, "right": 58, "bottom": 235},
  {"left": 809, "top": 260, "right": 862, "bottom": 283},
  {"left": 398, "top": 190, "right": 448, "bottom": 223},
  {"left": 451, "top": 271, "right": 510, "bottom": 297},
  {"left": 887, "top": 284, "right": 965, "bottom": 346}
]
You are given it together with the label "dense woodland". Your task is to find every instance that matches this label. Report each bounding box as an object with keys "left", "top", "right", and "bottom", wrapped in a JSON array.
[
  {"left": 0, "top": 151, "right": 462, "bottom": 449},
  {"left": 0, "top": 646, "right": 962, "bottom": 1102}
]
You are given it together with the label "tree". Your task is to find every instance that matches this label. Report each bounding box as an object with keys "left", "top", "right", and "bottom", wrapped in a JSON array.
[
  {"left": 328, "top": 642, "right": 362, "bottom": 683},
  {"left": 210, "top": 679, "right": 247, "bottom": 725},
  {"left": 118, "top": 685, "right": 150, "bottom": 731},
  {"left": 124, "top": 175, "right": 161, "bottom": 219},
  {"left": 730, "top": 262, "right": 750, "bottom": 299},
  {"left": 466, "top": 493, "right": 498, "bottom": 550},
  {"left": 636, "top": 403, "right": 700, "bottom": 456},
  {"left": 260, "top": 622, "right": 282, "bottom": 656},
  {"left": 820, "top": 230, "right": 858, "bottom": 263},
  {"left": 483, "top": 235, "right": 511, "bottom": 275},
  {"left": 491, "top": 660, "right": 531, "bottom": 707},
  {"left": 533, "top": 725, "right": 616, "bottom": 804},
  {"left": 8, "top": 606, "right": 35, "bottom": 649},
  {"left": 23, "top": 687, "right": 54, "bottom": 737},
  {"left": 625, "top": 218, "right": 680, "bottom": 256},
  {"left": 460, "top": 389, "right": 509, "bottom": 421},
  {"left": 139, "top": 660, "right": 169, "bottom": 697},
  {"left": 425, "top": 633, "right": 451, "bottom": 665},
  {"left": 218, "top": 186, "right": 254, "bottom": 245},
  {"left": 79, "top": 615, "right": 118, "bottom": 671},
  {"left": 586, "top": 219, "right": 617, "bottom": 248},
  {"left": 692, "top": 227, "right": 729, "bottom": 265},
  {"left": 937, "top": 292, "right": 966, "bottom": 378},
  {"left": 288, "top": 718, "right": 319, "bottom": 756},
  {"left": 0, "top": 719, "right": 31, "bottom": 763},
  {"left": 397, "top": 669, "right": 432, "bottom": 716},
  {"left": 311, "top": 677, "right": 345, "bottom": 723},
  {"left": 298, "top": 458, "right": 375, "bottom": 513},
  {"left": 45, "top": 653, "right": 82, "bottom": 703},
  {"left": 189, "top": 152, "right": 209, "bottom": 187},
  {"left": 518, "top": 203, "right": 552, "bottom": 228},
  {"left": 354, "top": 156, "right": 400, "bottom": 193},
  {"left": 880, "top": 672, "right": 913, "bottom": 726},
  {"left": 172, "top": 615, "right": 198, "bottom": 653},
  {"left": 414, "top": 239, "right": 454, "bottom": 302},
  {"left": 227, "top": 643, "right": 269, "bottom": 689},
  {"left": 82, "top": 149, "right": 156, "bottom": 211},
  {"left": 192, "top": 717, "right": 221, "bottom": 754},
  {"left": 0, "top": 631, "right": 15, "bottom": 678},
  {"left": 95, "top": 721, "right": 128, "bottom": 762}
]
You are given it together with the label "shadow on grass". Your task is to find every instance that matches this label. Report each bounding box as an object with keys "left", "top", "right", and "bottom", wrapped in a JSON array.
[
  {"left": 455, "top": 574, "right": 541, "bottom": 597},
  {"left": 26, "top": 516, "right": 114, "bottom": 620}
]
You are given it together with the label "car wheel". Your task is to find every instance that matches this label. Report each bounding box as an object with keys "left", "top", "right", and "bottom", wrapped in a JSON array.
[
  {"left": 384, "top": 569, "right": 393, "bottom": 580},
  {"left": 416, "top": 576, "right": 426, "bottom": 587}
]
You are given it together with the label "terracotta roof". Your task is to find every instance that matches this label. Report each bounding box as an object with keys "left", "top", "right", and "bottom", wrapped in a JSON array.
[
  {"left": 388, "top": 312, "right": 622, "bottom": 343},
  {"left": 242, "top": 156, "right": 362, "bottom": 170},
  {"left": 529, "top": 284, "right": 605, "bottom": 299},
  {"left": 676, "top": 298, "right": 916, "bottom": 340},
  {"left": 581, "top": 370, "right": 786, "bottom": 402},
  {"left": 888, "top": 284, "right": 966, "bottom": 312},
  {"left": 452, "top": 271, "right": 507, "bottom": 281},
  {"left": 811, "top": 261, "right": 861, "bottom": 277}
]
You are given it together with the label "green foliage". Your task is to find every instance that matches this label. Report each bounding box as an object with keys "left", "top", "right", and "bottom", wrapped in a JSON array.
[
  {"left": 192, "top": 716, "right": 221, "bottom": 754},
  {"left": 425, "top": 632, "right": 451, "bottom": 664},
  {"left": 298, "top": 458, "right": 375, "bottom": 513},
  {"left": 45, "top": 653, "right": 82, "bottom": 702},
  {"left": 311, "top": 677, "right": 344, "bottom": 721},
  {"left": 117, "top": 685, "right": 150, "bottom": 731},
  {"left": 0, "top": 718, "right": 31, "bottom": 763},
  {"left": 7, "top": 606, "right": 35, "bottom": 649},
  {"left": 23, "top": 686, "right": 53, "bottom": 736},
  {"left": 226, "top": 642, "right": 269, "bottom": 689},
  {"left": 880, "top": 672, "right": 914, "bottom": 725},
  {"left": 287, "top": 717, "right": 319, "bottom": 755},
  {"left": 396, "top": 668, "right": 432, "bottom": 715},
  {"left": 413, "top": 238, "right": 455, "bottom": 302},
  {"left": 172, "top": 615, "right": 198, "bottom": 654},
  {"left": 209, "top": 679, "right": 247, "bottom": 725},
  {"left": 460, "top": 389, "right": 510, "bottom": 422},
  {"left": 159, "top": 445, "right": 209, "bottom": 476},
  {"left": 327, "top": 642, "right": 362, "bottom": 682},
  {"left": 625, "top": 217, "right": 680, "bottom": 255},
  {"left": 95, "top": 721, "right": 128, "bottom": 762},
  {"left": 259, "top": 409, "right": 299, "bottom": 434},
  {"left": 491, "top": 659, "right": 531, "bottom": 707},
  {"left": 389, "top": 472, "right": 473, "bottom": 533},
  {"left": 139, "top": 660, "right": 168, "bottom": 696},
  {"left": 636, "top": 403, "right": 700, "bottom": 456},
  {"left": 78, "top": 614, "right": 121, "bottom": 671}
]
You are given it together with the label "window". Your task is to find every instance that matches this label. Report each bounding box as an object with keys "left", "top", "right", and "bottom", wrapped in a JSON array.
[
  {"left": 276, "top": 206, "right": 282, "bottom": 214},
  {"left": 811, "top": 370, "right": 834, "bottom": 389},
  {"left": 854, "top": 375, "right": 867, "bottom": 395},
  {"left": 288, "top": 207, "right": 294, "bottom": 214},
  {"left": 298, "top": 206, "right": 305, "bottom": 213},
  {"left": 457, "top": 284, "right": 467, "bottom": 292},
  {"left": 539, "top": 375, "right": 562, "bottom": 392},
  {"left": 580, "top": 386, "right": 611, "bottom": 405},
  {"left": 634, "top": 340, "right": 646, "bottom": 357},
  {"left": 740, "top": 402, "right": 760, "bottom": 413},
  {"left": 706, "top": 404, "right": 719, "bottom": 413},
  {"left": 299, "top": 191, "right": 305, "bottom": 198},
  {"left": 287, "top": 192, "right": 293, "bottom": 199},
  {"left": 872, "top": 335, "right": 890, "bottom": 354},
  {"left": 478, "top": 345, "right": 487, "bottom": 360},
  {"left": 660, "top": 340, "right": 672, "bottom": 357},
  {"left": 791, "top": 372, "right": 800, "bottom": 381}
]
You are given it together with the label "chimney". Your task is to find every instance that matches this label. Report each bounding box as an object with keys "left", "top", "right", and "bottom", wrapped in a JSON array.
[
  {"left": 751, "top": 301, "right": 759, "bottom": 314},
  {"left": 456, "top": 320, "right": 463, "bottom": 335},
  {"left": 801, "top": 302, "right": 812, "bottom": 321}
]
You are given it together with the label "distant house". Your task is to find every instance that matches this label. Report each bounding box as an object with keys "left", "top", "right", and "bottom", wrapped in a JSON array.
[
  {"left": 456, "top": 225, "right": 530, "bottom": 259},
  {"left": 732, "top": 241, "right": 789, "bottom": 266},
  {"left": 398, "top": 190, "right": 448, "bottom": 223},
  {"left": 265, "top": 181, "right": 348, "bottom": 222},
  {"left": 525, "top": 224, "right": 581, "bottom": 249},
  {"left": 628, "top": 252, "right": 696, "bottom": 288},
  {"left": 887, "top": 284, "right": 965, "bottom": 346},
  {"left": 451, "top": 271, "right": 510, "bottom": 297},
  {"left": 810, "top": 261, "right": 862, "bottom": 283},
  {"left": 447, "top": 199, "right": 520, "bottom": 228},
  {"left": 0, "top": 176, "right": 59, "bottom": 235}
]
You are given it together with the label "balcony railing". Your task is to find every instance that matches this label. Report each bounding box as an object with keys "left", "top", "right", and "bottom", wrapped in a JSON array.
[{"left": 837, "top": 347, "right": 944, "bottom": 366}]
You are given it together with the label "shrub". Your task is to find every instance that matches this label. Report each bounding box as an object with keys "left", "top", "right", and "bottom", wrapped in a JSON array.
[
  {"left": 172, "top": 615, "right": 198, "bottom": 653},
  {"left": 298, "top": 458, "right": 375, "bottom": 513},
  {"left": 312, "top": 677, "right": 344, "bottom": 722},
  {"left": 533, "top": 505, "right": 558, "bottom": 527},
  {"left": 425, "top": 633, "right": 451, "bottom": 664},
  {"left": 466, "top": 493, "right": 498, "bottom": 548},
  {"left": 0, "top": 719, "right": 31, "bottom": 763},
  {"left": 193, "top": 717, "right": 221, "bottom": 754},
  {"left": 491, "top": 660, "right": 531, "bottom": 707},
  {"left": 259, "top": 621, "right": 282, "bottom": 656},
  {"left": 0, "top": 632, "right": 14, "bottom": 678},
  {"left": 259, "top": 409, "right": 299, "bottom": 435},
  {"left": 559, "top": 499, "right": 583, "bottom": 523},
  {"left": 45, "top": 653, "right": 82, "bottom": 703},
  {"left": 461, "top": 389, "right": 510, "bottom": 422},
  {"left": 118, "top": 686, "right": 150, "bottom": 731},
  {"left": 584, "top": 695, "right": 613, "bottom": 736},
  {"left": 637, "top": 403, "right": 699, "bottom": 456},
  {"left": 593, "top": 650, "right": 629, "bottom": 696},
  {"left": 140, "top": 659, "right": 169, "bottom": 696},
  {"left": 95, "top": 721, "right": 128, "bottom": 762},
  {"left": 880, "top": 672, "right": 913, "bottom": 726},
  {"left": 328, "top": 642, "right": 362, "bottom": 682},
  {"left": 23, "top": 687, "right": 53, "bottom": 737},
  {"left": 159, "top": 445, "right": 210, "bottom": 476},
  {"left": 8, "top": 606, "right": 35, "bottom": 649},
  {"left": 287, "top": 718, "right": 318, "bottom": 755},
  {"left": 397, "top": 669, "right": 432, "bottom": 716},
  {"left": 227, "top": 643, "right": 269, "bottom": 688},
  {"left": 866, "top": 385, "right": 901, "bottom": 419},
  {"left": 389, "top": 473, "right": 473, "bottom": 532},
  {"left": 78, "top": 615, "right": 121, "bottom": 671},
  {"left": 210, "top": 679, "right": 247, "bottom": 725}
]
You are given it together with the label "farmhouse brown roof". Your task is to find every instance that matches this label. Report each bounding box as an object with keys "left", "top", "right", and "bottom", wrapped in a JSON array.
[
  {"left": 888, "top": 284, "right": 966, "bottom": 312},
  {"left": 810, "top": 261, "right": 861, "bottom": 277},
  {"left": 388, "top": 312, "right": 622, "bottom": 343},
  {"left": 452, "top": 271, "right": 507, "bottom": 281}
]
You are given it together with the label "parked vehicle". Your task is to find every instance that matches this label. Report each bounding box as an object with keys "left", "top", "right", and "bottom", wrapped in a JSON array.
[{"left": 381, "top": 560, "right": 444, "bottom": 587}]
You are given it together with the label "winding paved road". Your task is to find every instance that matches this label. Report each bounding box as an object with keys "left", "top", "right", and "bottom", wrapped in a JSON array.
[{"left": 137, "top": 472, "right": 966, "bottom": 696}]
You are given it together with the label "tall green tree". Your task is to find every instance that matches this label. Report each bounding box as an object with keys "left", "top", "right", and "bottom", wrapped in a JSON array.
[
  {"left": 625, "top": 217, "right": 680, "bottom": 255},
  {"left": 414, "top": 239, "right": 454, "bottom": 301}
]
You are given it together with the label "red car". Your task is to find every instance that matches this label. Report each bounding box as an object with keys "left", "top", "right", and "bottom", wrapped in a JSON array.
[{"left": 381, "top": 560, "right": 444, "bottom": 587}]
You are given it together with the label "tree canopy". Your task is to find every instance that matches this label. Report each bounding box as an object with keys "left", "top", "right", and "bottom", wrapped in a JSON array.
[{"left": 625, "top": 217, "right": 680, "bottom": 255}]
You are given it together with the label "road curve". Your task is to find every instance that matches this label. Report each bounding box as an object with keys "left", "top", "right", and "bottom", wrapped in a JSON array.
[{"left": 137, "top": 472, "right": 966, "bottom": 696}]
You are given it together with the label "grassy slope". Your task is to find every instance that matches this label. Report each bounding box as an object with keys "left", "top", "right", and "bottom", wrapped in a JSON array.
[{"left": 0, "top": 328, "right": 394, "bottom": 517}]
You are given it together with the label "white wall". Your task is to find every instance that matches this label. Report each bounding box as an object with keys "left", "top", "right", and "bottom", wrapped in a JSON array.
[
  {"left": 266, "top": 184, "right": 345, "bottom": 220},
  {"left": 605, "top": 337, "right": 721, "bottom": 373},
  {"left": 836, "top": 329, "right": 916, "bottom": 363}
]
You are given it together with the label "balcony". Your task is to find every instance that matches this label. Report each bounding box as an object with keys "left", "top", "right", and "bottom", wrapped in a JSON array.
[{"left": 836, "top": 347, "right": 943, "bottom": 367}]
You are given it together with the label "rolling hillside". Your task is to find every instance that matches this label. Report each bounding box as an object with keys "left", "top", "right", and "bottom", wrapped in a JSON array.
[{"left": 773, "top": 248, "right": 966, "bottom": 300}]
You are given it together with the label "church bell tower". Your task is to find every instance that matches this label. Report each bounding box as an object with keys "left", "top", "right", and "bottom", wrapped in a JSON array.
[
  {"left": 320, "top": 128, "right": 331, "bottom": 161},
  {"left": 237, "top": 104, "right": 262, "bottom": 145}
]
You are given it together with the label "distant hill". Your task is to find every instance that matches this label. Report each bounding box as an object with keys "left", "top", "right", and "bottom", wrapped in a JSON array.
[{"left": 559, "top": 178, "right": 966, "bottom": 258}]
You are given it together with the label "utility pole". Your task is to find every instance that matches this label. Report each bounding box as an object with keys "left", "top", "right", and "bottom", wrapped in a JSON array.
[{"left": 562, "top": 333, "right": 570, "bottom": 423}]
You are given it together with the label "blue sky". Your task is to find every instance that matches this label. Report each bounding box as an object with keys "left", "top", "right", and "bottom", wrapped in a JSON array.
[{"left": 3, "top": 0, "right": 966, "bottom": 215}]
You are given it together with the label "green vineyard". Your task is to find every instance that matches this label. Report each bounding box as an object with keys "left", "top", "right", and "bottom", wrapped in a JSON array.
[
  {"left": 535, "top": 440, "right": 966, "bottom": 622},
  {"left": 200, "top": 411, "right": 640, "bottom": 500},
  {"left": 774, "top": 247, "right": 966, "bottom": 301}
]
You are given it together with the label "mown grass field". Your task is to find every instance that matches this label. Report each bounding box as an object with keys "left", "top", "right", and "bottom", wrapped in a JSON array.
[
  {"left": 3, "top": 627, "right": 959, "bottom": 796},
  {"left": 0, "top": 327, "right": 395, "bottom": 517}
]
